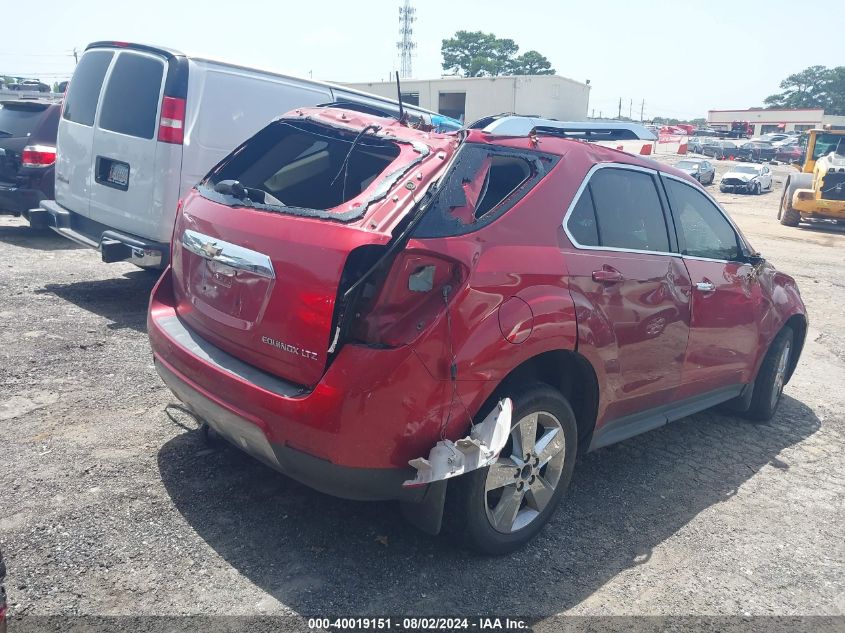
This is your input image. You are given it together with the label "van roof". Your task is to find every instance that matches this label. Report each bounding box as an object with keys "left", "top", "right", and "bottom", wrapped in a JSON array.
[{"left": 84, "top": 41, "right": 456, "bottom": 124}]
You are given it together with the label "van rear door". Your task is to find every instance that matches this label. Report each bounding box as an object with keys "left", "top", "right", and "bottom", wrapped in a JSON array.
[
  {"left": 55, "top": 49, "right": 114, "bottom": 217},
  {"left": 88, "top": 49, "right": 172, "bottom": 240}
]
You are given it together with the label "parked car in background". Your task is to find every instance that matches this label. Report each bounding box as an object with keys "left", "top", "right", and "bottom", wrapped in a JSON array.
[
  {"left": 9, "top": 80, "right": 50, "bottom": 93},
  {"left": 688, "top": 136, "right": 713, "bottom": 154},
  {"left": 720, "top": 163, "right": 773, "bottom": 194},
  {"left": 675, "top": 158, "right": 715, "bottom": 184},
  {"left": 735, "top": 141, "right": 776, "bottom": 163},
  {"left": 148, "top": 112, "right": 806, "bottom": 553},
  {"left": 692, "top": 128, "right": 719, "bottom": 137},
  {"left": 0, "top": 99, "right": 60, "bottom": 217},
  {"left": 32, "top": 41, "right": 461, "bottom": 269},
  {"left": 776, "top": 144, "right": 803, "bottom": 164},
  {"left": 701, "top": 139, "right": 739, "bottom": 159},
  {"left": 759, "top": 133, "right": 789, "bottom": 144}
]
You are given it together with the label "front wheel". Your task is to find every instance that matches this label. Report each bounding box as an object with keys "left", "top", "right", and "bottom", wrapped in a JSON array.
[
  {"left": 743, "top": 327, "right": 793, "bottom": 421},
  {"left": 446, "top": 384, "right": 578, "bottom": 555}
]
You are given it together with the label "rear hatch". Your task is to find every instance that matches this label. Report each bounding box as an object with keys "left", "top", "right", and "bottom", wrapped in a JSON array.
[
  {"left": 0, "top": 101, "right": 55, "bottom": 183},
  {"left": 171, "top": 109, "right": 453, "bottom": 387}
]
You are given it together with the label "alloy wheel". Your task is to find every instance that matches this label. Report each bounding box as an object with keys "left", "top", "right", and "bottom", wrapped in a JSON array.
[{"left": 484, "top": 411, "right": 566, "bottom": 534}]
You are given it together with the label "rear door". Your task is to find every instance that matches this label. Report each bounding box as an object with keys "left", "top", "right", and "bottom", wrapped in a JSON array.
[
  {"left": 55, "top": 49, "right": 114, "bottom": 216},
  {"left": 88, "top": 50, "right": 167, "bottom": 237},
  {"left": 564, "top": 165, "right": 692, "bottom": 422},
  {"left": 662, "top": 175, "right": 763, "bottom": 398}
]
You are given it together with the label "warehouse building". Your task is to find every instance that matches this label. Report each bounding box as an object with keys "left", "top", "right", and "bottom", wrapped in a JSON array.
[
  {"left": 344, "top": 74, "right": 591, "bottom": 124},
  {"left": 708, "top": 108, "right": 845, "bottom": 136}
]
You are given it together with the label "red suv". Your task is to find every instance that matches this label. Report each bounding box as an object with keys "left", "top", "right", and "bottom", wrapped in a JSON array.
[{"left": 148, "top": 109, "right": 807, "bottom": 554}]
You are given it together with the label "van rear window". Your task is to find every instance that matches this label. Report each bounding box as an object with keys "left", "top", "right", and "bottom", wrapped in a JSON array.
[
  {"left": 99, "top": 53, "right": 164, "bottom": 139},
  {"left": 63, "top": 50, "right": 113, "bottom": 126},
  {"left": 201, "top": 120, "right": 405, "bottom": 220}
]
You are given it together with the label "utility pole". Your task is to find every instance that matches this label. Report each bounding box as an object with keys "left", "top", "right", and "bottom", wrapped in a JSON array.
[
  {"left": 591, "top": 108, "right": 595, "bottom": 119},
  {"left": 629, "top": 98, "right": 632, "bottom": 119},
  {"left": 618, "top": 97, "right": 622, "bottom": 119},
  {"left": 397, "top": 0, "right": 417, "bottom": 79},
  {"left": 72, "top": 48, "right": 78, "bottom": 64},
  {"left": 640, "top": 99, "right": 645, "bottom": 123}
]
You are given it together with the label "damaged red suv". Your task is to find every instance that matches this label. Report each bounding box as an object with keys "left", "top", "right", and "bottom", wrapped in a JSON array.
[{"left": 148, "top": 108, "right": 807, "bottom": 553}]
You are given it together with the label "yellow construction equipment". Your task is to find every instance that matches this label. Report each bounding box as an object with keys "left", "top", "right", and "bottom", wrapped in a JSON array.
[{"left": 779, "top": 127, "right": 845, "bottom": 227}]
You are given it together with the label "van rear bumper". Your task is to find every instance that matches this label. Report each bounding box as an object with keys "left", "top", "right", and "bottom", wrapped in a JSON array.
[{"left": 32, "top": 200, "right": 169, "bottom": 268}]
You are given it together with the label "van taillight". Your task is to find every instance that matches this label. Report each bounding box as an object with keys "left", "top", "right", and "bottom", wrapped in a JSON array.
[
  {"left": 21, "top": 145, "right": 57, "bottom": 167},
  {"left": 158, "top": 96, "right": 185, "bottom": 144},
  {"left": 350, "top": 250, "right": 465, "bottom": 347}
]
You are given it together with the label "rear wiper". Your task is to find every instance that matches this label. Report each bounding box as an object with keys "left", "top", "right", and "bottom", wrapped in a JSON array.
[{"left": 0, "top": 130, "right": 13, "bottom": 137}]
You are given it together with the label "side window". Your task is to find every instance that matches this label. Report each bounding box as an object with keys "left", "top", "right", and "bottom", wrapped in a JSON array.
[
  {"left": 98, "top": 53, "right": 165, "bottom": 139},
  {"left": 585, "top": 168, "right": 670, "bottom": 253},
  {"left": 566, "top": 187, "right": 599, "bottom": 246},
  {"left": 62, "top": 50, "right": 114, "bottom": 126},
  {"left": 664, "top": 178, "right": 740, "bottom": 261}
]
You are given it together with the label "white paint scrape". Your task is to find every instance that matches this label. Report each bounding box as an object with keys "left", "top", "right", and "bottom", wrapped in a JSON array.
[{"left": 402, "top": 398, "right": 513, "bottom": 487}]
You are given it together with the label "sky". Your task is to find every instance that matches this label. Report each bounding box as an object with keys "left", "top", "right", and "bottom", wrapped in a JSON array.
[{"left": 2, "top": 0, "right": 842, "bottom": 121}]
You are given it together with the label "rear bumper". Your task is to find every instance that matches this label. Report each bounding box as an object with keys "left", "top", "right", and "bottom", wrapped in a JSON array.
[
  {"left": 0, "top": 180, "right": 48, "bottom": 216},
  {"left": 32, "top": 200, "right": 169, "bottom": 267},
  {"left": 147, "top": 268, "right": 455, "bottom": 502}
]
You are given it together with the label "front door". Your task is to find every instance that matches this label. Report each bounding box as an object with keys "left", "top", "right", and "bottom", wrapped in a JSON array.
[{"left": 662, "top": 175, "right": 763, "bottom": 398}]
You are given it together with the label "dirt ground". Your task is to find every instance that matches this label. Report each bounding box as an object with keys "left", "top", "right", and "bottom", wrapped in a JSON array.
[{"left": 1, "top": 155, "right": 843, "bottom": 624}]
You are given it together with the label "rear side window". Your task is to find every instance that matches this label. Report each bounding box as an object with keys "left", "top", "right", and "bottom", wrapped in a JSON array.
[
  {"left": 63, "top": 50, "right": 113, "bottom": 126},
  {"left": 570, "top": 167, "right": 669, "bottom": 253},
  {"left": 412, "top": 144, "right": 554, "bottom": 238},
  {"left": 663, "top": 178, "right": 740, "bottom": 261},
  {"left": 99, "top": 53, "right": 164, "bottom": 139},
  {"left": 0, "top": 103, "right": 49, "bottom": 138}
]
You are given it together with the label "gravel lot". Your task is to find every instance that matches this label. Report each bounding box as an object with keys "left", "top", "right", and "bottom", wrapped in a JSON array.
[{"left": 1, "top": 155, "right": 843, "bottom": 624}]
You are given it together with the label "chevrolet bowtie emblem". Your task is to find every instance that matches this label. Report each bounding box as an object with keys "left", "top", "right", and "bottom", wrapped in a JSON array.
[{"left": 201, "top": 242, "right": 223, "bottom": 258}]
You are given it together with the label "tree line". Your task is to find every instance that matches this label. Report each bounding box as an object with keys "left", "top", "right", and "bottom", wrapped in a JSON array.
[{"left": 764, "top": 66, "right": 845, "bottom": 116}]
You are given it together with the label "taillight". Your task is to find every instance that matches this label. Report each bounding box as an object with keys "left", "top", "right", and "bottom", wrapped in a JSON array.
[
  {"left": 21, "top": 145, "right": 57, "bottom": 167},
  {"left": 158, "top": 96, "right": 186, "bottom": 145},
  {"left": 351, "top": 250, "right": 465, "bottom": 347}
]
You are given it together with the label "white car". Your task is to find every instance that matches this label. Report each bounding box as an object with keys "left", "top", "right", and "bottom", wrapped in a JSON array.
[{"left": 719, "top": 163, "right": 773, "bottom": 195}]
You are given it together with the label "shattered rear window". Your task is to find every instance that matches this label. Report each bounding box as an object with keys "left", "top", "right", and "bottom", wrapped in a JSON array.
[
  {"left": 412, "top": 144, "right": 557, "bottom": 238},
  {"left": 199, "top": 120, "right": 416, "bottom": 221}
]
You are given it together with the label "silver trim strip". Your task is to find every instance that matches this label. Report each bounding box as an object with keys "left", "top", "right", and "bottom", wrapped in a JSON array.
[
  {"left": 482, "top": 117, "right": 657, "bottom": 141},
  {"left": 181, "top": 229, "right": 275, "bottom": 279}
]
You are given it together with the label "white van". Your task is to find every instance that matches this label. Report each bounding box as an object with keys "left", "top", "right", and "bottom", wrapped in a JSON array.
[{"left": 33, "top": 41, "right": 459, "bottom": 268}]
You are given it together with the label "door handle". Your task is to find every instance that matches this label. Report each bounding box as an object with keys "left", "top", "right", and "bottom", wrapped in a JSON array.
[
  {"left": 695, "top": 281, "right": 716, "bottom": 293},
  {"left": 592, "top": 269, "right": 624, "bottom": 283}
]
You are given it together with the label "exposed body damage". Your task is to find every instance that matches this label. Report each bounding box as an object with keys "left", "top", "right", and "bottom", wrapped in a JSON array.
[{"left": 403, "top": 398, "right": 513, "bottom": 487}]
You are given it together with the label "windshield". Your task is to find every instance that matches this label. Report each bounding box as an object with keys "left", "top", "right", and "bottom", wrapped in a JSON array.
[
  {"left": 0, "top": 103, "right": 48, "bottom": 137},
  {"left": 676, "top": 161, "right": 699, "bottom": 170},
  {"left": 812, "top": 133, "right": 845, "bottom": 159},
  {"left": 731, "top": 166, "right": 759, "bottom": 175}
]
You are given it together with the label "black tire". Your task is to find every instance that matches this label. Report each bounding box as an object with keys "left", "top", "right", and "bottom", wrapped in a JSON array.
[
  {"left": 446, "top": 383, "right": 578, "bottom": 555},
  {"left": 753, "top": 182, "right": 761, "bottom": 195},
  {"left": 743, "top": 327, "right": 794, "bottom": 421},
  {"left": 779, "top": 180, "right": 801, "bottom": 226}
]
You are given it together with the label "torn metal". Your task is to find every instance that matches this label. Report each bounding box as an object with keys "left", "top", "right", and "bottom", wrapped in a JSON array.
[{"left": 403, "top": 398, "right": 513, "bottom": 488}]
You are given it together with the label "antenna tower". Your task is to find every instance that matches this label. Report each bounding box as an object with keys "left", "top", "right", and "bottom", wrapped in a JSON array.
[{"left": 397, "top": 0, "right": 416, "bottom": 79}]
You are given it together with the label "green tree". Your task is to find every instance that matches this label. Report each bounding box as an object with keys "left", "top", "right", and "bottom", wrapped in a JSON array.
[
  {"left": 441, "top": 31, "right": 555, "bottom": 77},
  {"left": 764, "top": 65, "right": 845, "bottom": 115},
  {"left": 508, "top": 50, "right": 555, "bottom": 75}
]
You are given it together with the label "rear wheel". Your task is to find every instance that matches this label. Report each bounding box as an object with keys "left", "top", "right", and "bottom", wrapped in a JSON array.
[
  {"left": 447, "top": 384, "right": 578, "bottom": 555},
  {"left": 744, "top": 327, "right": 793, "bottom": 421}
]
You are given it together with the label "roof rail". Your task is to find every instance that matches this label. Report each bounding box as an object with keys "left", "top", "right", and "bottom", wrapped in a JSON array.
[{"left": 477, "top": 116, "right": 657, "bottom": 141}]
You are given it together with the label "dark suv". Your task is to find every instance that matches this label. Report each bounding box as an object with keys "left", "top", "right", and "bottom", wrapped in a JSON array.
[
  {"left": 148, "top": 110, "right": 807, "bottom": 553},
  {"left": 0, "top": 99, "right": 60, "bottom": 218}
]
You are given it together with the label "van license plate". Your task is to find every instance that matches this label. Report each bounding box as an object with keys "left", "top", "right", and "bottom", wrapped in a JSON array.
[{"left": 108, "top": 162, "right": 129, "bottom": 187}]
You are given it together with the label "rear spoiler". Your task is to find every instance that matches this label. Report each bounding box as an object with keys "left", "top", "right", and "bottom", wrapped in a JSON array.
[{"left": 473, "top": 115, "right": 657, "bottom": 141}]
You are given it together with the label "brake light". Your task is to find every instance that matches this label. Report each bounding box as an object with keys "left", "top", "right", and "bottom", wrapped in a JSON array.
[
  {"left": 350, "top": 250, "right": 465, "bottom": 347},
  {"left": 21, "top": 145, "right": 57, "bottom": 167},
  {"left": 158, "top": 96, "right": 186, "bottom": 144}
]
